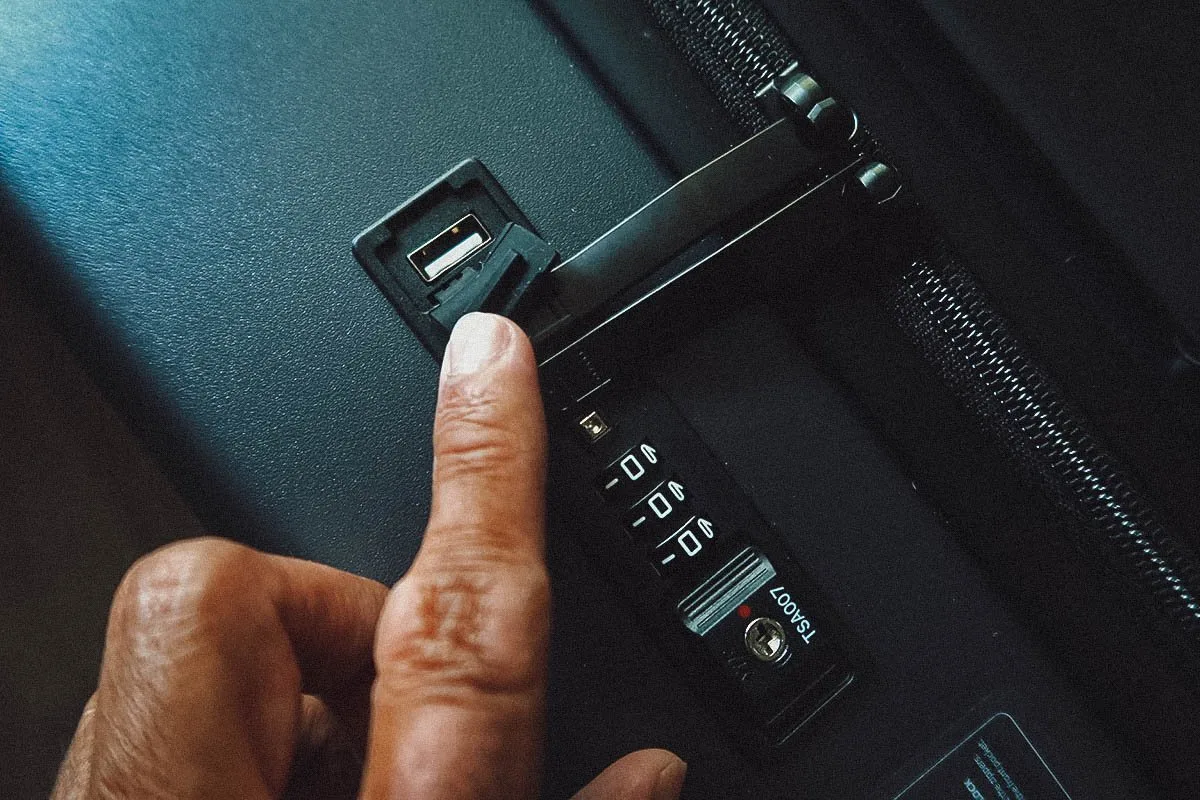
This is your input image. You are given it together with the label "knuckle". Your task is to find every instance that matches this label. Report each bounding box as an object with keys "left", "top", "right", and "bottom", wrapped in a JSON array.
[
  {"left": 435, "top": 437, "right": 526, "bottom": 491},
  {"left": 435, "top": 382, "right": 533, "bottom": 474},
  {"left": 111, "top": 537, "right": 274, "bottom": 634},
  {"left": 422, "top": 520, "right": 543, "bottom": 566},
  {"left": 376, "top": 563, "right": 550, "bottom": 698}
]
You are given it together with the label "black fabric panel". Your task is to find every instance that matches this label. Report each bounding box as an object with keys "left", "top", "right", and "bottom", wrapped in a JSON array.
[
  {"left": 755, "top": 0, "right": 1200, "bottom": 551},
  {"left": 917, "top": 0, "right": 1200, "bottom": 339}
]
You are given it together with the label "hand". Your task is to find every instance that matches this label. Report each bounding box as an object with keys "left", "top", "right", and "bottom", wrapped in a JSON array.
[{"left": 53, "top": 313, "right": 687, "bottom": 799}]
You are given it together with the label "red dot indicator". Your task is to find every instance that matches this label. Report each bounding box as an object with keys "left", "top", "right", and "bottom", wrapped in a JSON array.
[{"left": 737, "top": 604, "right": 752, "bottom": 619}]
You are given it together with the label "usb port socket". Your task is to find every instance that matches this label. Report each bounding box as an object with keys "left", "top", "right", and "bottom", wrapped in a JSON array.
[{"left": 407, "top": 214, "right": 492, "bottom": 282}]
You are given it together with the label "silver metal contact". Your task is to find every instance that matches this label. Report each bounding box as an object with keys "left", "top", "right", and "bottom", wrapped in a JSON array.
[{"left": 407, "top": 213, "right": 491, "bottom": 281}]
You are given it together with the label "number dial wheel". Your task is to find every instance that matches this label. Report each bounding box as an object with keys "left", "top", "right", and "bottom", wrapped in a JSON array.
[
  {"left": 652, "top": 515, "right": 724, "bottom": 576},
  {"left": 624, "top": 477, "right": 690, "bottom": 538},
  {"left": 595, "top": 439, "right": 663, "bottom": 504}
]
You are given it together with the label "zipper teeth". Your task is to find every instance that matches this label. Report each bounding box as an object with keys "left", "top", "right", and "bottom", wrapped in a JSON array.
[
  {"left": 642, "top": 0, "right": 796, "bottom": 133},
  {"left": 676, "top": 1, "right": 793, "bottom": 92},
  {"left": 892, "top": 256, "right": 1200, "bottom": 643}
]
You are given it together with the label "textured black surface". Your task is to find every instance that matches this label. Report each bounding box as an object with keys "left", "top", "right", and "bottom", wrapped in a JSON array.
[
  {"left": 536, "top": 0, "right": 745, "bottom": 175},
  {"left": 640, "top": 0, "right": 1200, "bottom": 666},
  {"left": 640, "top": 0, "right": 794, "bottom": 132},
  {"left": 0, "top": 0, "right": 669, "bottom": 581}
]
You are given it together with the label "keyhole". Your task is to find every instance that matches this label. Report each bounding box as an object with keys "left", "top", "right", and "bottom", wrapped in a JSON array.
[{"left": 744, "top": 617, "right": 788, "bottom": 663}]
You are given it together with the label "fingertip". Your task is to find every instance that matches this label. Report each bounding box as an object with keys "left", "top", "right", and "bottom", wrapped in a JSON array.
[
  {"left": 625, "top": 750, "right": 687, "bottom": 800},
  {"left": 441, "top": 312, "right": 530, "bottom": 380},
  {"left": 652, "top": 751, "right": 687, "bottom": 800},
  {"left": 572, "top": 749, "right": 688, "bottom": 800}
]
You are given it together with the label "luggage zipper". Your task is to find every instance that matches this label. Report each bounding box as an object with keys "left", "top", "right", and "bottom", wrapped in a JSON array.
[
  {"left": 639, "top": 0, "right": 1200, "bottom": 648},
  {"left": 642, "top": 0, "right": 797, "bottom": 133}
]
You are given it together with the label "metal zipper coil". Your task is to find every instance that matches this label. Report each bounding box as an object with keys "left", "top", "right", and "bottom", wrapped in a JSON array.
[
  {"left": 642, "top": 0, "right": 795, "bottom": 132},
  {"left": 640, "top": 0, "right": 1200, "bottom": 649}
]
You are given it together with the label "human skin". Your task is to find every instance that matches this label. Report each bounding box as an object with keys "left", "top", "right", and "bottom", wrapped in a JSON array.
[{"left": 52, "top": 312, "right": 686, "bottom": 800}]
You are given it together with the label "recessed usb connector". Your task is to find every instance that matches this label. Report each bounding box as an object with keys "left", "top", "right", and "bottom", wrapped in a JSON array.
[{"left": 407, "top": 213, "right": 491, "bottom": 282}]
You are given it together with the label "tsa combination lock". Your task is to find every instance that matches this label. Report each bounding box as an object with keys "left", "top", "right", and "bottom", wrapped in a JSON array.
[{"left": 353, "top": 66, "right": 894, "bottom": 748}]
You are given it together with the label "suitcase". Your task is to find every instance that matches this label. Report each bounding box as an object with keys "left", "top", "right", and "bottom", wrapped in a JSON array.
[{"left": 3, "top": 0, "right": 1198, "bottom": 796}]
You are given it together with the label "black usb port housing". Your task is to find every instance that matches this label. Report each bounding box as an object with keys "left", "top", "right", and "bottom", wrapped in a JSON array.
[{"left": 353, "top": 159, "right": 540, "bottom": 352}]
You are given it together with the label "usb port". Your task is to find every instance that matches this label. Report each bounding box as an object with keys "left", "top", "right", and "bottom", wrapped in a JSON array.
[{"left": 407, "top": 214, "right": 492, "bottom": 282}]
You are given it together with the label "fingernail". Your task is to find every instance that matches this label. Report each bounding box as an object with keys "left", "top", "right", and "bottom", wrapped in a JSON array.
[
  {"left": 653, "top": 757, "right": 687, "bottom": 800},
  {"left": 443, "top": 313, "right": 512, "bottom": 377}
]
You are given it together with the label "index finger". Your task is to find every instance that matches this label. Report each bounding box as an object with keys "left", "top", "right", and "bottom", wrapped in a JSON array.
[{"left": 361, "top": 313, "right": 550, "bottom": 800}]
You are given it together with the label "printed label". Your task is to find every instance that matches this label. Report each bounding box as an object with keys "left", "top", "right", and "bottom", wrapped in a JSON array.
[{"left": 895, "top": 714, "right": 1072, "bottom": 799}]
